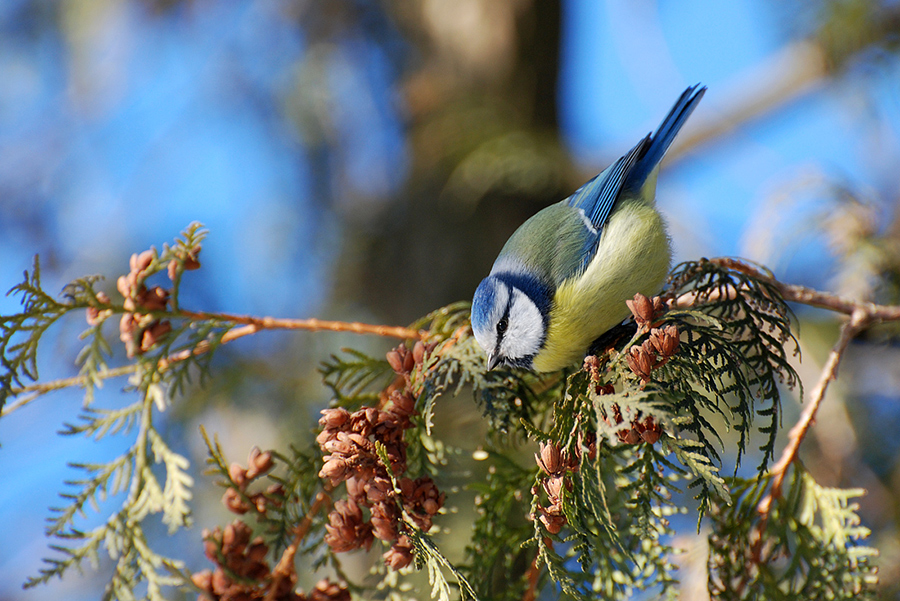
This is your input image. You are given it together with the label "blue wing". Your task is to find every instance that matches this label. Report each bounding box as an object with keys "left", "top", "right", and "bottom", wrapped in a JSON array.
[
  {"left": 565, "top": 84, "right": 706, "bottom": 273},
  {"left": 566, "top": 138, "right": 650, "bottom": 234}
]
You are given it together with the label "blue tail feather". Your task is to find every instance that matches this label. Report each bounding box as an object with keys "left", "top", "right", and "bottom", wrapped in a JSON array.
[{"left": 625, "top": 84, "right": 706, "bottom": 190}]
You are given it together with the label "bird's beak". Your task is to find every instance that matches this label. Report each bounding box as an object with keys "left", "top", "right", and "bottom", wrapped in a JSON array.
[{"left": 487, "top": 352, "right": 502, "bottom": 371}]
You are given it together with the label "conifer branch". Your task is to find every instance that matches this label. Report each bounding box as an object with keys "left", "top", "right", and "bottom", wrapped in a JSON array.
[
  {"left": 1, "top": 365, "right": 136, "bottom": 417},
  {"left": 176, "top": 309, "right": 423, "bottom": 341},
  {"left": 765, "top": 308, "right": 868, "bottom": 500},
  {"left": 679, "top": 258, "right": 900, "bottom": 564},
  {"left": 752, "top": 307, "right": 871, "bottom": 557},
  {"left": 2, "top": 316, "right": 421, "bottom": 418},
  {"left": 708, "top": 257, "right": 900, "bottom": 320},
  {"left": 263, "top": 489, "right": 332, "bottom": 601}
]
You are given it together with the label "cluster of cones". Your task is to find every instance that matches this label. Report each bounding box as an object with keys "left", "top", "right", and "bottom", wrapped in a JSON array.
[
  {"left": 317, "top": 342, "right": 444, "bottom": 570},
  {"left": 192, "top": 450, "right": 350, "bottom": 600}
]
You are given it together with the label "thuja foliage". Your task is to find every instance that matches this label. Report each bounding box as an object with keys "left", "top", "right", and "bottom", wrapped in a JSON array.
[
  {"left": 708, "top": 467, "right": 877, "bottom": 600},
  {"left": 5, "top": 224, "right": 211, "bottom": 599},
  {"left": 0, "top": 225, "right": 879, "bottom": 600}
]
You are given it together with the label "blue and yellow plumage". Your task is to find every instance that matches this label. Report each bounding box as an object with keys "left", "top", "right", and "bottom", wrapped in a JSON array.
[{"left": 471, "top": 85, "right": 706, "bottom": 372}]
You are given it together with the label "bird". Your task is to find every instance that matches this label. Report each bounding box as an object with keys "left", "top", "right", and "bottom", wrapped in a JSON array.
[{"left": 470, "top": 84, "right": 705, "bottom": 372}]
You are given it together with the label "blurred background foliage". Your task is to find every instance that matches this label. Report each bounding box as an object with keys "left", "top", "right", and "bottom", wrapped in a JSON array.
[{"left": 2, "top": 0, "right": 900, "bottom": 599}]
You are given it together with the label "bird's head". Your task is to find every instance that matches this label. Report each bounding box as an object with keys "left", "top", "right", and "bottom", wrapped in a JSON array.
[{"left": 471, "top": 274, "right": 548, "bottom": 370}]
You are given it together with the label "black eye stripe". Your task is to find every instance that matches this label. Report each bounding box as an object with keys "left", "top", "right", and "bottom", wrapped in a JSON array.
[
  {"left": 497, "top": 289, "right": 515, "bottom": 341},
  {"left": 497, "top": 316, "right": 509, "bottom": 336},
  {"left": 493, "top": 288, "right": 515, "bottom": 359}
]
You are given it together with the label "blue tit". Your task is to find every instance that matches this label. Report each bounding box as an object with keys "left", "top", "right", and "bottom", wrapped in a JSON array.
[{"left": 471, "top": 84, "right": 705, "bottom": 372}]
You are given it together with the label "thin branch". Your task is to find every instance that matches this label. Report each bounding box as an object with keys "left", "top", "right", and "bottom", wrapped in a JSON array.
[
  {"left": 709, "top": 257, "right": 900, "bottom": 320},
  {"left": 522, "top": 543, "right": 545, "bottom": 601},
  {"left": 751, "top": 307, "right": 871, "bottom": 559},
  {"left": 8, "top": 258, "right": 897, "bottom": 425},
  {"left": 264, "top": 489, "right": 332, "bottom": 601},
  {"left": 762, "top": 309, "right": 868, "bottom": 503},
  {"left": 176, "top": 309, "right": 422, "bottom": 340},
  {"left": 2, "top": 314, "right": 421, "bottom": 418},
  {"left": 1, "top": 365, "right": 138, "bottom": 417},
  {"left": 667, "top": 41, "right": 829, "bottom": 168},
  {"left": 582, "top": 40, "right": 830, "bottom": 180}
]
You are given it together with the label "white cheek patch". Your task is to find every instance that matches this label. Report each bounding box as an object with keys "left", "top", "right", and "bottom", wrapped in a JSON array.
[{"left": 500, "top": 288, "right": 544, "bottom": 360}]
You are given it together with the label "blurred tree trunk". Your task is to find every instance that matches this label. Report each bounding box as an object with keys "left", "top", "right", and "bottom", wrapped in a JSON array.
[{"left": 332, "top": 0, "right": 577, "bottom": 322}]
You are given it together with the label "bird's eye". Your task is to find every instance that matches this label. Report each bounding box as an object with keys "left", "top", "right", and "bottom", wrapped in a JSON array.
[{"left": 497, "top": 316, "right": 509, "bottom": 336}]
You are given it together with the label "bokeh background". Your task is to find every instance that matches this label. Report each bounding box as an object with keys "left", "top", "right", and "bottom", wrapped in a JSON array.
[{"left": 2, "top": 0, "right": 900, "bottom": 599}]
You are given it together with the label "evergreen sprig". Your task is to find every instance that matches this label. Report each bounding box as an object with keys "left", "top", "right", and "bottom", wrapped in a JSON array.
[
  {"left": 376, "top": 441, "right": 479, "bottom": 601},
  {"left": 26, "top": 377, "right": 195, "bottom": 596},
  {"left": 200, "top": 426, "right": 325, "bottom": 555},
  {"left": 320, "top": 348, "right": 394, "bottom": 404},
  {"left": 525, "top": 442, "right": 685, "bottom": 601},
  {"left": 11, "top": 225, "right": 218, "bottom": 598},
  {"left": 271, "top": 444, "right": 328, "bottom": 556},
  {"left": 463, "top": 451, "right": 536, "bottom": 601},
  {"left": 0, "top": 257, "right": 88, "bottom": 409},
  {"left": 708, "top": 466, "right": 878, "bottom": 600},
  {"left": 667, "top": 258, "right": 801, "bottom": 471}
]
